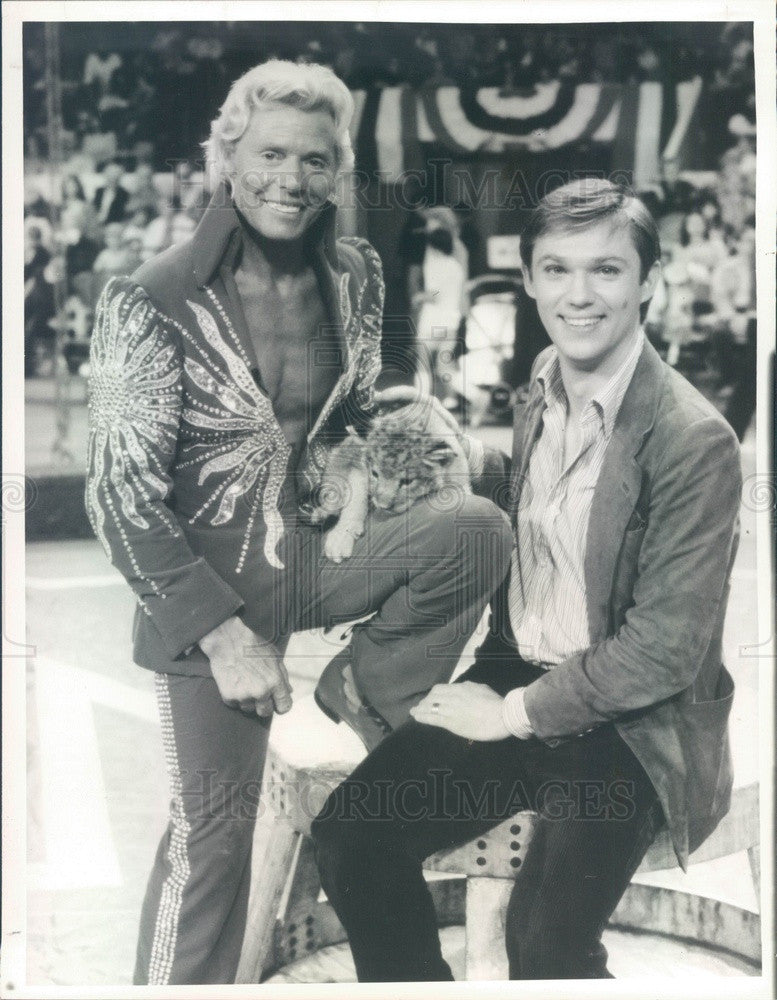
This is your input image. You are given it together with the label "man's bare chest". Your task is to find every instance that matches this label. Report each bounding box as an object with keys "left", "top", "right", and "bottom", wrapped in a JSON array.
[{"left": 233, "top": 265, "right": 341, "bottom": 436}]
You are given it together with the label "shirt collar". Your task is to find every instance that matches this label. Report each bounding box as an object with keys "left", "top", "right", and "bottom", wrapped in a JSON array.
[
  {"left": 591, "top": 329, "right": 646, "bottom": 438},
  {"left": 535, "top": 350, "right": 566, "bottom": 409},
  {"left": 535, "top": 328, "right": 646, "bottom": 438}
]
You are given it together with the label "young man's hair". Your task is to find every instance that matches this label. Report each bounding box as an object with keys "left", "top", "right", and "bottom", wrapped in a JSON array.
[
  {"left": 520, "top": 178, "right": 661, "bottom": 281},
  {"left": 203, "top": 59, "right": 355, "bottom": 189}
]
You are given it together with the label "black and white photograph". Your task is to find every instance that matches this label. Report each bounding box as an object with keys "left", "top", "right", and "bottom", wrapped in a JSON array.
[{"left": 2, "top": 1, "right": 775, "bottom": 996}]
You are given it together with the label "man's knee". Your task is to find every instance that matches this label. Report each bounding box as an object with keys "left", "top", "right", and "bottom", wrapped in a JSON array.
[
  {"left": 310, "top": 793, "right": 364, "bottom": 887},
  {"left": 414, "top": 493, "right": 513, "bottom": 566}
]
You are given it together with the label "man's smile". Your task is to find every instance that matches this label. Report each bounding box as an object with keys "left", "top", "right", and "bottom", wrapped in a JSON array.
[
  {"left": 559, "top": 315, "right": 604, "bottom": 328},
  {"left": 260, "top": 199, "right": 304, "bottom": 216}
]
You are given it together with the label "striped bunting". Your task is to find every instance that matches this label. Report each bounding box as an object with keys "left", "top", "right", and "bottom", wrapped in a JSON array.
[{"left": 352, "top": 78, "right": 705, "bottom": 185}]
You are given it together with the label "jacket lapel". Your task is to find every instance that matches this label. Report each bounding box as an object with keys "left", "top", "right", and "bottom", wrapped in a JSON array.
[
  {"left": 509, "top": 347, "right": 557, "bottom": 522},
  {"left": 509, "top": 393, "right": 544, "bottom": 524},
  {"left": 190, "top": 184, "right": 261, "bottom": 371},
  {"left": 584, "top": 341, "right": 666, "bottom": 641},
  {"left": 305, "top": 210, "right": 354, "bottom": 444}
]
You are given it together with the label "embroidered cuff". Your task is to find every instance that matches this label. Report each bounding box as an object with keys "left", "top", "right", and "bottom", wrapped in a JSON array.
[
  {"left": 139, "top": 558, "right": 244, "bottom": 660},
  {"left": 502, "top": 687, "right": 535, "bottom": 740}
]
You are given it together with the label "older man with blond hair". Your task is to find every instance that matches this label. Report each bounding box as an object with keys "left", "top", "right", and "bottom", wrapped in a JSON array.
[{"left": 86, "top": 59, "right": 511, "bottom": 984}]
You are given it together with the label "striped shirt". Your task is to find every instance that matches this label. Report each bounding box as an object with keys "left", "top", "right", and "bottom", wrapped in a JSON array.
[{"left": 502, "top": 331, "right": 645, "bottom": 739}]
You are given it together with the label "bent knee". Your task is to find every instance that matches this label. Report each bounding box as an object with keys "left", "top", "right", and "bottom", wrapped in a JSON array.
[
  {"left": 310, "top": 794, "right": 375, "bottom": 884},
  {"left": 310, "top": 788, "right": 361, "bottom": 854},
  {"left": 416, "top": 493, "right": 512, "bottom": 552},
  {"left": 452, "top": 494, "right": 514, "bottom": 575}
]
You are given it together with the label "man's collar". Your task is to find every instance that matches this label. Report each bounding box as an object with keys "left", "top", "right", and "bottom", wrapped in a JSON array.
[
  {"left": 535, "top": 349, "right": 565, "bottom": 406},
  {"left": 534, "top": 329, "right": 646, "bottom": 436},
  {"left": 591, "top": 331, "right": 646, "bottom": 438},
  {"left": 190, "top": 181, "right": 341, "bottom": 288}
]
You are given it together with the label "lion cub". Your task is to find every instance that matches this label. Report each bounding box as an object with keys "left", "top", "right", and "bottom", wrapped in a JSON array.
[{"left": 310, "top": 392, "right": 473, "bottom": 562}]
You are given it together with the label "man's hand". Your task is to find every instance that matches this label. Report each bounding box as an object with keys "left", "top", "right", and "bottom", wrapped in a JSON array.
[
  {"left": 199, "top": 616, "right": 293, "bottom": 717},
  {"left": 409, "top": 681, "right": 511, "bottom": 741}
]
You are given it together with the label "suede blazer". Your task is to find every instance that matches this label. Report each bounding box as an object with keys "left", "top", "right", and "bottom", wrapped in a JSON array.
[{"left": 505, "top": 340, "right": 741, "bottom": 870}]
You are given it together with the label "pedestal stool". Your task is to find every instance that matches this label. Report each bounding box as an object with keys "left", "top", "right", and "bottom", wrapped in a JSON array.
[{"left": 236, "top": 695, "right": 761, "bottom": 983}]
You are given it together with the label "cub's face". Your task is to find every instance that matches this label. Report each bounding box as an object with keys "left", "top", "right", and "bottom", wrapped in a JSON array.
[
  {"left": 369, "top": 462, "right": 433, "bottom": 513},
  {"left": 366, "top": 425, "right": 463, "bottom": 514}
]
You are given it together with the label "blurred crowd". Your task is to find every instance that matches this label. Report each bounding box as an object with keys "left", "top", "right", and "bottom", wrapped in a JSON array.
[
  {"left": 641, "top": 111, "right": 757, "bottom": 437},
  {"left": 23, "top": 21, "right": 757, "bottom": 436},
  {"left": 389, "top": 112, "right": 756, "bottom": 439},
  {"left": 23, "top": 21, "right": 754, "bottom": 167},
  {"left": 24, "top": 157, "right": 203, "bottom": 377}
]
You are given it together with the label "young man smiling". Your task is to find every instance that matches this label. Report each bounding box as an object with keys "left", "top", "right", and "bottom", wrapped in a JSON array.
[{"left": 312, "top": 179, "right": 743, "bottom": 981}]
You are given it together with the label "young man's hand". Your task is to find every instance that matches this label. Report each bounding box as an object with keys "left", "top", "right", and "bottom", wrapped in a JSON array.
[
  {"left": 199, "top": 616, "right": 293, "bottom": 716},
  {"left": 410, "top": 681, "right": 511, "bottom": 741}
]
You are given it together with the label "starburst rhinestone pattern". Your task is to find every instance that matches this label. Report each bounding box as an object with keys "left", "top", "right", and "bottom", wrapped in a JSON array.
[
  {"left": 87, "top": 239, "right": 383, "bottom": 578},
  {"left": 86, "top": 280, "right": 183, "bottom": 593}
]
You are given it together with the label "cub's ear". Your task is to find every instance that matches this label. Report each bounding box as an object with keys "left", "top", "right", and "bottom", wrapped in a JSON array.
[{"left": 422, "top": 441, "right": 457, "bottom": 467}]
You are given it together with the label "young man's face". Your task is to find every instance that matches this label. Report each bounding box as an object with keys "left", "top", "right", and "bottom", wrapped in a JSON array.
[
  {"left": 523, "top": 218, "right": 659, "bottom": 378},
  {"left": 227, "top": 103, "right": 338, "bottom": 242}
]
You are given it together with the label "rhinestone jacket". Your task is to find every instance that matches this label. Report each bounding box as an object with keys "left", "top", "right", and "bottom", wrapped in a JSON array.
[{"left": 85, "top": 188, "right": 384, "bottom": 673}]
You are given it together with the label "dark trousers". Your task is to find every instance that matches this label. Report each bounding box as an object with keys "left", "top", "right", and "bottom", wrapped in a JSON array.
[
  {"left": 134, "top": 495, "right": 513, "bottom": 984},
  {"left": 311, "top": 651, "right": 664, "bottom": 982}
]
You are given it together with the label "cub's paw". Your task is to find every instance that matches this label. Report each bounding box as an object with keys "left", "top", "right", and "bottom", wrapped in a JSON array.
[{"left": 324, "top": 524, "right": 361, "bottom": 563}]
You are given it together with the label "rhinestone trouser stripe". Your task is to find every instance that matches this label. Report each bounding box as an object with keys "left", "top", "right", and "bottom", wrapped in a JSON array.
[{"left": 147, "top": 673, "right": 192, "bottom": 985}]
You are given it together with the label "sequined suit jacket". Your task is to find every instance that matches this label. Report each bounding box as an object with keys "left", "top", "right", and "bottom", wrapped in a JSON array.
[{"left": 85, "top": 184, "right": 384, "bottom": 675}]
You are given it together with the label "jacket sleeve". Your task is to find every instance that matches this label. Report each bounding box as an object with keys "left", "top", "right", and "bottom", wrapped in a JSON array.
[
  {"left": 85, "top": 276, "right": 244, "bottom": 660},
  {"left": 523, "top": 414, "right": 741, "bottom": 739}
]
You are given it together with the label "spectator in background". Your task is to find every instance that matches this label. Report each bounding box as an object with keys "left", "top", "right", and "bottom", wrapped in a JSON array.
[
  {"left": 23, "top": 207, "right": 54, "bottom": 252},
  {"left": 422, "top": 205, "right": 469, "bottom": 293},
  {"left": 97, "top": 66, "right": 132, "bottom": 143},
  {"left": 720, "top": 114, "right": 757, "bottom": 174},
  {"left": 122, "top": 230, "right": 145, "bottom": 276},
  {"left": 674, "top": 210, "right": 726, "bottom": 305},
  {"left": 706, "top": 223, "right": 757, "bottom": 439},
  {"left": 171, "top": 160, "right": 205, "bottom": 218},
  {"left": 60, "top": 174, "right": 100, "bottom": 243},
  {"left": 710, "top": 223, "right": 756, "bottom": 331},
  {"left": 655, "top": 163, "right": 696, "bottom": 247},
  {"left": 64, "top": 222, "right": 100, "bottom": 305},
  {"left": 141, "top": 196, "right": 196, "bottom": 260},
  {"left": 94, "top": 160, "right": 130, "bottom": 225},
  {"left": 93, "top": 222, "right": 131, "bottom": 296},
  {"left": 717, "top": 114, "right": 756, "bottom": 235},
  {"left": 645, "top": 241, "right": 697, "bottom": 369},
  {"left": 413, "top": 225, "right": 465, "bottom": 402},
  {"left": 125, "top": 162, "right": 160, "bottom": 217},
  {"left": 719, "top": 228, "right": 757, "bottom": 442},
  {"left": 122, "top": 206, "right": 156, "bottom": 248},
  {"left": 24, "top": 223, "right": 55, "bottom": 376}
]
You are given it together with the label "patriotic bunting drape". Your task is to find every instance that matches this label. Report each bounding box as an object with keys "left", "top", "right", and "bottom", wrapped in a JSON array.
[{"left": 351, "top": 78, "right": 704, "bottom": 189}]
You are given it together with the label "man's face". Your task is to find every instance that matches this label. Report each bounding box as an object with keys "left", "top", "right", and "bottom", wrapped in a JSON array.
[
  {"left": 227, "top": 103, "right": 338, "bottom": 242},
  {"left": 523, "top": 218, "right": 659, "bottom": 377}
]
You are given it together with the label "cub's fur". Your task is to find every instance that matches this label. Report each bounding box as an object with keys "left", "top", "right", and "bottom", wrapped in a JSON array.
[{"left": 310, "top": 392, "right": 473, "bottom": 562}]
